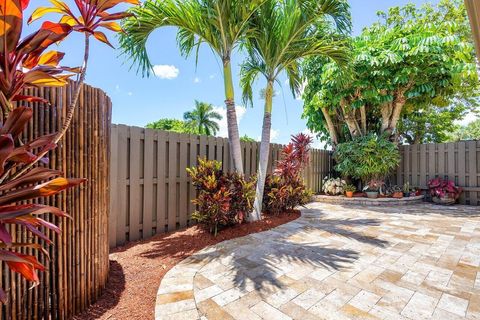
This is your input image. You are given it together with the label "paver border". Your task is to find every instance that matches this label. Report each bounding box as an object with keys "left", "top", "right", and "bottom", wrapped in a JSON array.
[{"left": 313, "top": 194, "right": 424, "bottom": 206}]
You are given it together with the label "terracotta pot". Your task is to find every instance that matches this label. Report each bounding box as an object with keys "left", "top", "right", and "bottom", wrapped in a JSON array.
[
  {"left": 345, "top": 191, "right": 354, "bottom": 198},
  {"left": 392, "top": 192, "right": 403, "bottom": 198}
]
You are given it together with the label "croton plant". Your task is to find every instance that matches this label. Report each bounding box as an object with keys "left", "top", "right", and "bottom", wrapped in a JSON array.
[
  {"left": 427, "top": 177, "right": 462, "bottom": 200},
  {"left": 0, "top": 0, "right": 137, "bottom": 303}
]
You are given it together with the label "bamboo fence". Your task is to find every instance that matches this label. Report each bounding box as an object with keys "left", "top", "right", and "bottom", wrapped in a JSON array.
[{"left": 0, "top": 81, "right": 111, "bottom": 319}]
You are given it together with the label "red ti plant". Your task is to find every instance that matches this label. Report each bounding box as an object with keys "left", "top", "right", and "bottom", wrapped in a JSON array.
[
  {"left": 14, "top": 0, "right": 139, "bottom": 178},
  {"left": 427, "top": 177, "right": 462, "bottom": 200},
  {"left": 263, "top": 133, "right": 313, "bottom": 214},
  {"left": 0, "top": 0, "right": 85, "bottom": 303}
]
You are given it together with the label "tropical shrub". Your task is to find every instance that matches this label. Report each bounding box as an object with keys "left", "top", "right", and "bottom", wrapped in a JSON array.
[
  {"left": 0, "top": 0, "right": 85, "bottom": 303},
  {"left": 322, "top": 177, "right": 347, "bottom": 195},
  {"left": 263, "top": 134, "right": 313, "bottom": 214},
  {"left": 427, "top": 178, "right": 462, "bottom": 201},
  {"left": 334, "top": 134, "right": 400, "bottom": 184},
  {"left": 187, "top": 158, "right": 256, "bottom": 235}
]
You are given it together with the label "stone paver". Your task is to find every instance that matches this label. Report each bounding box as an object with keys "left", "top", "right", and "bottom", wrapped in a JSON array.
[{"left": 155, "top": 202, "right": 480, "bottom": 319}]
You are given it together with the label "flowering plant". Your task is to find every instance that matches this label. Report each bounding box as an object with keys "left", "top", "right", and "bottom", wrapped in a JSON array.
[
  {"left": 322, "top": 177, "right": 347, "bottom": 195},
  {"left": 427, "top": 177, "right": 462, "bottom": 200}
]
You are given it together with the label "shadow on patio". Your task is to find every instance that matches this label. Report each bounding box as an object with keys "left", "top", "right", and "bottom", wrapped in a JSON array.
[{"left": 188, "top": 207, "right": 389, "bottom": 294}]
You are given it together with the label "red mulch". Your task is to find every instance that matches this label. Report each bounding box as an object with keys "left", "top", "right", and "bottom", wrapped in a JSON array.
[{"left": 74, "top": 211, "right": 300, "bottom": 320}]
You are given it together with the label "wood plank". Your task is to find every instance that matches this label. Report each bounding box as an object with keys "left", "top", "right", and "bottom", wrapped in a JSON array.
[
  {"left": 143, "top": 128, "right": 155, "bottom": 238},
  {"left": 167, "top": 132, "right": 178, "bottom": 231},
  {"left": 128, "top": 126, "right": 142, "bottom": 241},
  {"left": 467, "top": 141, "right": 478, "bottom": 205},
  {"left": 116, "top": 125, "right": 129, "bottom": 245},
  {"left": 178, "top": 134, "right": 189, "bottom": 228},
  {"left": 156, "top": 130, "right": 167, "bottom": 233}
]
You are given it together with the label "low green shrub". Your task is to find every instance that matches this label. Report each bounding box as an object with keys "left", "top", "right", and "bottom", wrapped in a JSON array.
[
  {"left": 187, "top": 158, "right": 256, "bottom": 235},
  {"left": 334, "top": 134, "right": 400, "bottom": 184}
]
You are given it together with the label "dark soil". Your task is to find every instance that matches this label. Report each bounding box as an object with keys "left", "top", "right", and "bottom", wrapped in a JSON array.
[{"left": 74, "top": 211, "right": 301, "bottom": 320}]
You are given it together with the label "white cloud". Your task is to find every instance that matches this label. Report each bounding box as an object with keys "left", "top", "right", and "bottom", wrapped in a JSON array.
[
  {"left": 270, "top": 129, "right": 279, "bottom": 141},
  {"left": 456, "top": 112, "right": 478, "bottom": 126},
  {"left": 127, "top": 92, "right": 133, "bottom": 96},
  {"left": 257, "top": 129, "right": 279, "bottom": 142},
  {"left": 115, "top": 84, "right": 120, "bottom": 92},
  {"left": 152, "top": 64, "right": 179, "bottom": 79},
  {"left": 209, "top": 74, "right": 216, "bottom": 79},
  {"left": 193, "top": 77, "right": 201, "bottom": 83},
  {"left": 212, "top": 105, "right": 247, "bottom": 138}
]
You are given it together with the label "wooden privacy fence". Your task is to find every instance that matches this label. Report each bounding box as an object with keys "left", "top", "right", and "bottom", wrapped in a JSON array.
[
  {"left": 393, "top": 141, "right": 480, "bottom": 205},
  {"left": 109, "top": 125, "right": 333, "bottom": 247},
  {"left": 0, "top": 81, "right": 111, "bottom": 319}
]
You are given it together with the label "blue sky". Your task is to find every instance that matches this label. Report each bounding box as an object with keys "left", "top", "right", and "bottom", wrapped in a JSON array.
[{"left": 24, "top": 0, "right": 444, "bottom": 146}]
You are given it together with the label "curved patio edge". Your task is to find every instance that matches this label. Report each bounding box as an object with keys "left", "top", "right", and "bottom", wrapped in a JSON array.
[{"left": 154, "top": 212, "right": 305, "bottom": 320}]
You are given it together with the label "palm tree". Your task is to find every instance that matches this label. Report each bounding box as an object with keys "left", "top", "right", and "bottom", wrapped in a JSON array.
[
  {"left": 120, "top": 0, "right": 263, "bottom": 174},
  {"left": 184, "top": 101, "right": 222, "bottom": 135},
  {"left": 241, "top": 0, "right": 350, "bottom": 221}
]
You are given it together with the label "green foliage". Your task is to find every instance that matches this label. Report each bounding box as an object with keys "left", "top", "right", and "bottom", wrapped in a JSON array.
[
  {"left": 302, "top": 0, "right": 479, "bottom": 145},
  {"left": 397, "top": 103, "right": 470, "bottom": 144},
  {"left": 146, "top": 118, "right": 189, "bottom": 133},
  {"left": 183, "top": 101, "right": 222, "bottom": 136},
  {"left": 187, "top": 158, "right": 256, "bottom": 235},
  {"left": 344, "top": 184, "right": 356, "bottom": 192},
  {"left": 240, "top": 0, "right": 351, "bottom": 108},
  {"left": 447, "top": 118, "right": 480, "bottom": 141},
  {"left": 120, "top": 0, "right": 264, "bottom": 76},
  {"left": 334, "top": 134, "right": 400, "bottom": 183},
  {"left": 240, "top": 135, "right": 256, "bottom": 142}
]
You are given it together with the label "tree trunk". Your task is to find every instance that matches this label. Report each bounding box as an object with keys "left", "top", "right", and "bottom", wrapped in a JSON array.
[
  {"left": 340, "top": 103, "right": 362, "bottom": 139},
  {"left": 320, "top": 107, "right": 339, "bottom": 146},
  {"left": 223, "top": 59, "right": 243, "bottom": 174},
  {"left": 250, "top": 81, "right": 273, "bottom": 221},
  {"left": 359, "top": 105, "right": 367, "bottom": 135},
  {"left": 11, "top": 34, "right": 90, "bottom": 180}
]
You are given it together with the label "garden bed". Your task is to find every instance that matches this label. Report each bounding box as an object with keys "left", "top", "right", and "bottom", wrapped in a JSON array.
[
  {"left": 313, "top": 194, "right": 424, "bottom": 206},
  {"left": 73, "top": 211, "right": 300, "bottom": 320}
]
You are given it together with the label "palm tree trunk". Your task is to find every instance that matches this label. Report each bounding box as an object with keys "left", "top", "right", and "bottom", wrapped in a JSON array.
[
  {"left": 250, "top": 80, "right": 273, "bottom": 221},
  {"left": 223, "top": 59, "right": 243, "bottom": 174},
  {"left": 11, "top": 34, "right": 90, "bottom": 180}
]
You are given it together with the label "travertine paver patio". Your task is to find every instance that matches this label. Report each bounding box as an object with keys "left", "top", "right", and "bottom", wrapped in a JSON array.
[{"left": 155, "top": 202, "right": 480, "bottom": 320}]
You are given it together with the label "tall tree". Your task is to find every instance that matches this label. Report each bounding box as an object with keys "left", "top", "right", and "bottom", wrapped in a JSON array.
[
  {"left": 241, "top": 0, "right": 350, "bottom": 221},
  {"left": 120, "top": 0, "right": 262, "bottom": 174},
  {"left": 303, "top": 0, "right": 479, "bottom": 146},
  {"left": 447, "top": 118, "right": 480, "bottom": 141},
  {"left": 183, "top": 101, "right": 222, "bottom": 135}
]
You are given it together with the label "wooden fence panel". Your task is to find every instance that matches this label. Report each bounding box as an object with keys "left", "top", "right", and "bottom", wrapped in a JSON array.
[
  {"left": 394, "top": 141, "right": 480, "bottom": 205},
  {"left": 0, "top": 82, "right": 111, "bottom": 319},
  {"left": 109, "top": 126, "right": 332, "bottom": 247}
]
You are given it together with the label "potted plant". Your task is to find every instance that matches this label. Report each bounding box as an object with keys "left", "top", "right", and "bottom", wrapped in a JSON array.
[
  {"left": 344, "top": 184, "right": 356, "bottom": 198},
  {"left": 427, "top": 177, "right": 462, "bottom": 205},
  {"left": 403, "top": 182, "right": 410, "bottom": 197},
  {"left": 322, "top": 177, "right": 347, "bottom": 196},
  {"left": 389, "top": 185, "right": 403, "bottom": 198},
  {"left": 409, "top": 187, "right": 418, "bottom": 197},
  {"left": 363, "top": 180, "right": 383, "bottom": 199}
]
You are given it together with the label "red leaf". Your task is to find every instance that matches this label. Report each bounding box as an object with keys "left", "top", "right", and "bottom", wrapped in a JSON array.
[
  {"left": 0, "top": 107, "right": 33, "bottom": 138},
  {"left": 12, "top": 95, "right": 49, "bottom": 104},
  {"left": 0, "top": 177, "right": 86, "bottom": 205},
  {"left": 0, "top": 223, "right": 12, "bottom": 244},
  {"left": 0, "top": 134, "right": 14, "bottom": 176},
  {"left": 0, "top": 167, "right": 62, "bottom": 192}
]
